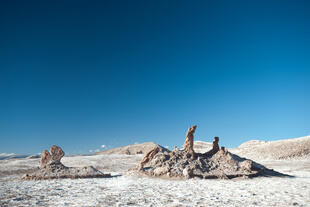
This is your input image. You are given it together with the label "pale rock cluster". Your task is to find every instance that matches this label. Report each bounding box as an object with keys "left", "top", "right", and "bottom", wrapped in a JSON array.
[
  {"left": 138, "top": 125, "right": 287, "bottom": 179},
  {"left": 22, "top": 145, "right": 111, "bottom": 180}
]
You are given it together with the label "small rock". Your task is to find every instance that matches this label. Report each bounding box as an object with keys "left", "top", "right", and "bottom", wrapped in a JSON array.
[
  {"left": 183, "top": 168, "right": 193, "bottom": 178},
  {"left": 154, "top": 166, "right": 169, "bottom": 176}
]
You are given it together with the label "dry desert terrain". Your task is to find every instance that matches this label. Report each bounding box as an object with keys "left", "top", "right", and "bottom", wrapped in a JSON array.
[{"left": 1, "top": 136, "right": 310, "bottom": 207}]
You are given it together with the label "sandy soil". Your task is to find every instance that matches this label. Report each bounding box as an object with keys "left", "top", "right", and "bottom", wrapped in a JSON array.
[{"left": 1, "top": 154, "right": 310, "bottom": 207}]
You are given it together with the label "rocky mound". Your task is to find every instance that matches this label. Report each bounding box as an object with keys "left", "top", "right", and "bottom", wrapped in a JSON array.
[
  {"left": 97, "top": 142, "right": 159, "bottom": 155},
  {"left": 22, "top": 145, "right": 111, "bottom": 180},
  {"left": 137, "top": 126, "right": 287, "bottom": 179},
  {"left": 232, "top": 135, "right": 310, "bottom": 160}
]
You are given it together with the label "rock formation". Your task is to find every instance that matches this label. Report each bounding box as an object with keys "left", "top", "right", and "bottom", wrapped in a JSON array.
[
  {"left": 138, "top": 145, "right": 170, "bottom": 170},
  {"left": 139, "top": 146, "right": 160, "bottom": 169},
  {"left": 22, "top": 145, "right": 111, "bottom": 180},
  {"left": 137, "top": 126, "right": 288, "bottom": 179},
  {"left": 50, "top": 145, "right": 65, "bottom": 162},
  {"left": 183, "top": 125, "right": 196, "bottom": 156},
  {"left": 204, "top": 137, "right": 220, "bottom": 156},
  {"left": 40, "top": 149, "right": 52, "bottom": 168}
]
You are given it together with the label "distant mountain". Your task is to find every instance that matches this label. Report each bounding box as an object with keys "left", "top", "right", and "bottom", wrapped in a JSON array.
[
  {"left": 193, "top": 141, "right": 213, "bottom": 153},
  {"left": 95, "top": 141, "right": 213, "bottom": 155},
  {"left": 193, "top": 135, "right": 310, "bottom": 160},
  {"left": 0, "top": 153, "right": 27, "bottom": 160},
  {"left": 231, "top": 135, "right": 310, "bottom": 160},
  {"left": 4, "top": 135, "right": 309, "bottom": 161},
  {"left": 96, "top": 142, "right": 160, "bottom": 155},
  {"left": 0, "top": 153, "right": 40, "bottom": 160}
]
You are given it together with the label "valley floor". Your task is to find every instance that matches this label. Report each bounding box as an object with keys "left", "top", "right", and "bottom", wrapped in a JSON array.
[{"left": 1, "top": 154, "right": 310, "bottom": 207}]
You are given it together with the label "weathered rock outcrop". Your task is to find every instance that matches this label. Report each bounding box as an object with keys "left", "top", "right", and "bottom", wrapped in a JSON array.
[
  {"left": 138, "top": 126, "right": 288, "bottom": 179},
  {"left": 138, "top": 145, "right": 170, "bottom": 170},
  {"left": 22, "top": 145, "right": 111, "bottom": 180},
  {"left": 204, "top": 137, "right": 220, "bottom": 156},
  {"left": 40, "top": 150, "right": 52, "bottom": 168},
  {"left": 183, "top": 125, "right": 196, "bottom": 156},
  {"left": 50, "top": 145, "right": 65, "bottom": 162}
]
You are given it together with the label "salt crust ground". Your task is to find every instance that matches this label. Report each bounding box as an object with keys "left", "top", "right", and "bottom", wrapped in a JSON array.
[{"left": 1, "top": 154, "right": 310, "bottom": 207}]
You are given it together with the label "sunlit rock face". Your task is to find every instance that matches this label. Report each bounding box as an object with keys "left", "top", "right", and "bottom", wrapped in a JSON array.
[
  {"left": 138, "top": 126, "right": 287, "bottom": 179},
  {"left": 183, "top": 125, "right": 197, "bottom": 156},
  {"left": 22, "top": 145, "right": 111, "bottom": 180}
]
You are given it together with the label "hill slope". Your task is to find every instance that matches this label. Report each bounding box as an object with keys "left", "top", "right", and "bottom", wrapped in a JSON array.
[
  {"left": 96, "top": 142, "right": 159, "bottom": 155},
  {"left": 232, "top": 135, "right": 310, "bottom": 160},
  {"left": 96, "top": 135, "right": 310, "bottom": 160}
]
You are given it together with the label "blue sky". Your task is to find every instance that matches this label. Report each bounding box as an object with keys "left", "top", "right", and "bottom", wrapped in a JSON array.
[{"left": 1, "top": 0, "right": 309, "bottom": 154}]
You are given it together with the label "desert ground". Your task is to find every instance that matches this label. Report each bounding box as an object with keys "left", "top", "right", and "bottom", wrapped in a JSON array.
[{"left": 1, "top": 136, "right": 310, "bottom": 207}]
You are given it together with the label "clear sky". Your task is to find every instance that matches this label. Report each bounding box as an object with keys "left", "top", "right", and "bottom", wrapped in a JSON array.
[{"left": 1, "top": 0, "right": 309, "bottom": 155}]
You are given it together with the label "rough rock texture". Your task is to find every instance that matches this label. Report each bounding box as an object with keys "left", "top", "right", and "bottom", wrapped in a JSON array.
[
  {"left": 138, "top": 126, "right": 287, "bottom": 179},
  {"left": 23, "top": 146, "right": 111, "bottom": 180},
  {"left": 50, "top": 145, "right": 65, "bottom": 162},
  {"left": 183, "top": 125, "right": 197, "bottom": 156},
  {"left": 40, "top": 150, "right": 52, "bottom": 168},
  {"left": 204, "top": 137, "right": 220, "bottom": 156},
  {"left": 138, "top": 145, "right": 170, "bottom": 170}
]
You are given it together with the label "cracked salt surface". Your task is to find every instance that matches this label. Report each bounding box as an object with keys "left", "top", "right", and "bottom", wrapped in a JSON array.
[{"left": 1, "top": 154, "right": 310, "bottom": 207}]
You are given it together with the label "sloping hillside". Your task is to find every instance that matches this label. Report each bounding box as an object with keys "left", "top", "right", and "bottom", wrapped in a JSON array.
[
  {"left": 0, "top": 153, "right": 40, "bottom": 160},
  {"left": 193, "top": 141, "right": 213, "bottom": 153},
  {"left": 232, "top": 135, "right": 310, "bottom": 160},
  {"left": 96, "top": 135, "right": 310, "bottom": 160},
  {"left": 96, "top": 142, "right": 159, "bottom": 155},
  {"left": 97, "top": 141, "right": 212, "bottom": 155}
]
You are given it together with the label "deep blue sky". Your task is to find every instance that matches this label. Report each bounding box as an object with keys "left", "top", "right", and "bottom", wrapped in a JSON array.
[{"left": 1, "top": 0, "right": 309, "bottom": 154}]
